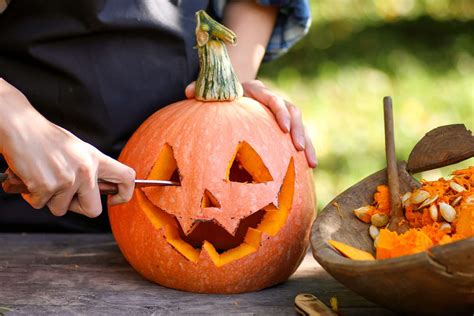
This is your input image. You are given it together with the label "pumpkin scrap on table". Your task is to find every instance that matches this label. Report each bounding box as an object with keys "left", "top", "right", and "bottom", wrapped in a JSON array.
[{"left": 331, "top": 166, "right": 473, "bottom": 260}]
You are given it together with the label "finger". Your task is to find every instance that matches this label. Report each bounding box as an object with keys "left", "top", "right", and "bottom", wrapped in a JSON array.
[
  {"left": 185, "top": 81, "right": 196, "bottom": 99},
  {"left": 242, "top": 79, "right": 265, "bottom": 91},
  {"left": 69, "top": 177, "right": 102, "bottom": 218},
  {"left": 21, "top": 180, "right": 56, "bottom": 210},
  {"left": 286, "top": 101, "right": 305, "bottom": 151},
  {"left": 22, "top": 192, "right": 54, "bottom": 210},
  {"left": 46, "top": 189, "right": 77, "bottom": 217},
  {"left": 304, "top": 127, "right": 318, "bottom": 168},
  {"left": 97, "top": 155, "right": 135, "bottom": 206},
  {"left": 243, "top": 81, "right": 290, "bottom": 132}
]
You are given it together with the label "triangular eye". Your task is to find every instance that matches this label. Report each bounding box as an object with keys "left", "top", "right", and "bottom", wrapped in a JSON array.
[
  {"left": 226, "top": 141, "right": 273, "bottom": 183},
  {"left": 201, "top": 189, "right": 221, "bottom": 208},
  {"left": 147, "top": 143, "right": 182, "bottom": 185}
]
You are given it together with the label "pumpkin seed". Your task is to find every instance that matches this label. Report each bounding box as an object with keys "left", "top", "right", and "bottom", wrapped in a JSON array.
[
  {"left": 451, "top": 196, "right": 462, "bottom": 207},
  {"left": 371, "top": 213, "right": 389, "bottom": 227},
  {"left": 410, "top": 190, "right": 430, "bottom": 204},
  {"left": 439, "top": 202, "right": 456, "bottom": 222},
  {"left": 373, "top": 235, "right": 380, "bottom": 248},
  {"left": 449, "top": 181, "right": 466, "bottom": 193},
  {"left": 401, "top": 192, "right": 411, "bottom": 208},
  {"left": 353, "top": 206, "right": 372, "bottom": 221},
  {"left": 417, "top": 194, "right": 438, "bottom": 210},
  {"left": 438, "top": 222, "right": 452, "bottom": 232},
  {"left": 466, "top": 195, "right": 474, "bottom": 205},
  {"left": 369, "top": 225, "right": 379, "bottom": 240},
  {"left": 429, "top": 204, "right": 438, "bottom": 222}
]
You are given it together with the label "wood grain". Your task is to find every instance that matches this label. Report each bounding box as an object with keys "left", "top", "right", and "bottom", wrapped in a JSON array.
[
  {"left": 0, "top": 233, "right": 395, "bottom": 316},
  {"left": 311, "top": 163, "right": 474, "bottom": 315},
  {"left": 407, "top": 124, "right": 474, "bottom": 173}
]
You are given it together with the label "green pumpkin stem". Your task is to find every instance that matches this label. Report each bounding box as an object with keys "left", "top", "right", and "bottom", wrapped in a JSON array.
[{"left": 195, "top": 10, "right": 243, "bottom": 101}]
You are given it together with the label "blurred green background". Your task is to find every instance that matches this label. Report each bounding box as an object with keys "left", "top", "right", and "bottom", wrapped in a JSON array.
[{"left": 259, "top": 0, "right": 474, "bottom": 210}]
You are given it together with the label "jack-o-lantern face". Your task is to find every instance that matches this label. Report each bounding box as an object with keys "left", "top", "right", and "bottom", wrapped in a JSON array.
[
  {"left": 139, "top": 140, "right": 295, "bottom": 265},
  {"left": 109, "top": 98, "right": 316, "bottom": 293}
]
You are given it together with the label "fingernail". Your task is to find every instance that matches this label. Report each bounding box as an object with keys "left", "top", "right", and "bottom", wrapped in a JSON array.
[
  {"left": 297, "top": 136, "right": 305, "bottom": 150},
  {"left": 283, "top": 118, "right": 290, "bottom": 132}
]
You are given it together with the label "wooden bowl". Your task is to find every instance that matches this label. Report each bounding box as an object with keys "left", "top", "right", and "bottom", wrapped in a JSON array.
[{"left": 311, "top": 125, "right": 474, "bottom": 315}]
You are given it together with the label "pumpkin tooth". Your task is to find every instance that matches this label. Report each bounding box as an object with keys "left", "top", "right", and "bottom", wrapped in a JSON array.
[
  {"left": 449, "top": 181, "right": 466, "bottom": 193},
  {"left": 417, "top": 194, "right": 438, "bottom": 210},
  {"left": 178, "top": 217, "right": 201, "bottom": 236},
  {"left": 429, "top": 204, "right": 438, "bottom": 222},
  {"left": 410, "top": 190, "right": 430, "bottom": 204},
  {"left": 439, "top": 202, "right": 456, "bottom": 223}
]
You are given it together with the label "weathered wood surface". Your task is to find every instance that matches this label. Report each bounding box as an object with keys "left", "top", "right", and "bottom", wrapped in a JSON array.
[{"left": 0, "top": 233, "right": 394, "bottom": 315}]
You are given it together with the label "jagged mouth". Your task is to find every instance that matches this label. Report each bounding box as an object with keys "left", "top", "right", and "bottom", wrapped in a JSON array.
[{"left": 176, "top": 209, "right": 266, "bottom": 253}]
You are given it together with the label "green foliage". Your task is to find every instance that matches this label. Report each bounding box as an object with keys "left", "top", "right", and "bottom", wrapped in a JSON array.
[{"left": 259, "top": 0, "right": 474, "bottom": 210}]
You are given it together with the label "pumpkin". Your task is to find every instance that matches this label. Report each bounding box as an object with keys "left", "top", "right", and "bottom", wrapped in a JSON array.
[{"left": 108, "top": 11, "right": 316, "bottom": 294}]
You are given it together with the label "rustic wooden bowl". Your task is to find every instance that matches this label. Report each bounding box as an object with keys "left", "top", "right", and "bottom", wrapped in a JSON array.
[{"left": 311, "top": 125, "right": 474, "bottom": 315}]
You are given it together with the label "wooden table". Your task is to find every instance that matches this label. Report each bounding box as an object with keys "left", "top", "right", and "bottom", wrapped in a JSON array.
[{"left": 0, "top": 234, "right": 394, "bottom": 315}]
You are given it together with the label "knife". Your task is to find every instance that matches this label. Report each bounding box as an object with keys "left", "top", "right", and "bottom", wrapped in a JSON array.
[{"left": 0, "top": 170, "right": 178, "bottom": 195}]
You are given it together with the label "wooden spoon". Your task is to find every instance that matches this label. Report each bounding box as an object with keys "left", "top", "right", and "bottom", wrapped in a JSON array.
[
  {"left": 383, "top": 97, "right": 409, "bottom": 233},
  {"left": 294, "top": 294, "right": 337, "bottom": 316},
  {"left": 407, "top": 124, "right": 474, "bottom": 173}
]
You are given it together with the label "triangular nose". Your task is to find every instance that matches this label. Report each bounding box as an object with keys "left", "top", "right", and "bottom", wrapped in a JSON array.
[{"left": 201, "top": 189, "right": 221, "bottom": 208}]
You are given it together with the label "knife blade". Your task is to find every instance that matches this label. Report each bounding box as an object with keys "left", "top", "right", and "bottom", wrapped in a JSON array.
[{"left": 0, "top": 170, "right": 178, "bottom": 195}]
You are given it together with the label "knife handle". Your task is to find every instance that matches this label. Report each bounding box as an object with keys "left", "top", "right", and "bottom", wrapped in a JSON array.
[{"left": 2, "top": 169, "right": 119, "bottom": 195}]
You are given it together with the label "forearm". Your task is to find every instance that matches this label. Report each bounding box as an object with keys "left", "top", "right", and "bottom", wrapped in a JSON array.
[
  {"left": 0, "top": 79, "right": 48, "bottom": 153},
  {"left": 223, "top": 0, "right": 277, "bottom": 82}
]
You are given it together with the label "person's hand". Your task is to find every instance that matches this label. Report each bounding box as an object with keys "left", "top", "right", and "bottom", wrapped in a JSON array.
[
  {"left": 185, "top": 80, "right": 317, "bottom": 168},
  {"left": 0, "top": 78, "right": 136, "bottom": 217}
]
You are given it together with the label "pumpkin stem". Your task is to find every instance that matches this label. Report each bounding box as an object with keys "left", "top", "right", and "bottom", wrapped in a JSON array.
[{"left": 195, "top": 10, "right": 243, "bottom": 101}]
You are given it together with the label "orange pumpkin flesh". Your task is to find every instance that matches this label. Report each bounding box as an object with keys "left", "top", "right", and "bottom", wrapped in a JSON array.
[
  {"left": 108, "top": 11, "right": 316, "bottom": 293},
  {"left": 109, "top": 98, "right": 316, "bottom": 293}
]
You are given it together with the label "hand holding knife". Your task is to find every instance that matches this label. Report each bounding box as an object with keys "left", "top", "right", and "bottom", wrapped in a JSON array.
[{"left": 0, "top": 169, "right": 178, "bottom": 195}]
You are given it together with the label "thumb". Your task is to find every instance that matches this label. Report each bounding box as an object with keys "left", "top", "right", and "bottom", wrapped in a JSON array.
[
  {"left": 97, "top": 154, "right": 136, "bottom": 205},
  {"left": 185, "top": 81, "right": 196, "bottom": 99}
]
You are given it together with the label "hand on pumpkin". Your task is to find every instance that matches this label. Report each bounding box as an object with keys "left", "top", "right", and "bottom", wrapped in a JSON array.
[
  {"left": 185, "top": 80, "right": 317, "bottom": 168},
  {"left": 0, "top": 78, "right": 136, "bottom": 217}
]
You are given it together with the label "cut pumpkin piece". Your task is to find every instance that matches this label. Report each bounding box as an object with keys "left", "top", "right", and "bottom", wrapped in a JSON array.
[{"left": 328, "top": 240, "right": 375, "bottom": 261}]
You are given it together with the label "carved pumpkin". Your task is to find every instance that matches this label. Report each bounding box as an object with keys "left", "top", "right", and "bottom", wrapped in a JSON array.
[{"left": 109, "top": 11, "right": 316, "bottom": 293}]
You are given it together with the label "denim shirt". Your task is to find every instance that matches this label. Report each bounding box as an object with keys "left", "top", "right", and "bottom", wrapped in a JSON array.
[{"left": 212, "top": 0, "right": 311, "bottom": 61}]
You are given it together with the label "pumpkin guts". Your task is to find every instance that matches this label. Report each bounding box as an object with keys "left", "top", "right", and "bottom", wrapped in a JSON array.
[{"left": 331, "top": 166, "right": 473, "bottom": 260}]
